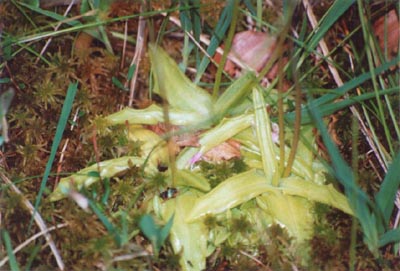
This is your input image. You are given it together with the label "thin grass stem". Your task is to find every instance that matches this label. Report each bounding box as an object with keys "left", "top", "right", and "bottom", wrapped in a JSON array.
[
  {"left": 212, "top": 0, "right": 239, "bottom": 100},
  {"left": 357, "top": 0, "right": 394, "bottom": 156}
]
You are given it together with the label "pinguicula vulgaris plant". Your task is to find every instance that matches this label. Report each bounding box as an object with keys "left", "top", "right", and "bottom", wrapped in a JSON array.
[{"left": 50, "top": 44, "right": 353, "bottom": 270}]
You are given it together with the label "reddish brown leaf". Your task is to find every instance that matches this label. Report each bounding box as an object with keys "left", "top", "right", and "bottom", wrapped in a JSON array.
[
  {"left": 373, "top": 9, "right": 399, "bottom": 59},
  {"left": 214, "top": 31, "right": 277, "bottom": 77},
  {"left": 202, "top": 139, "right": 241, "bottom": 162},
  {"left": 146, "top": 123, "right": 200, "bottom": 148},
  {"left": 214, "top": 31, "right": 289, "bottom": 91}
]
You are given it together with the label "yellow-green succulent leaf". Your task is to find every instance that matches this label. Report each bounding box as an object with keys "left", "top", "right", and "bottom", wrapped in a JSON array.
[
  {"left": 252, "top": 88, "right": 278, "bottom": 183},
  {"left": 233, "top": 127, "right": 260, "bottom": 153},
  {"left": 245, "top": 206, "right": 274, "bottom": 237},
  {"left": 128, "top": 126, "right": 168, "bottom": 166},
  {"left": 241, "top": 150, "right": 312, "bottom": 181},
  {"left": 295, "top": 125, "right": 316, "bottom": 165},
  {"left": 197, "top": 114, "right": 253, "bottom": 155},
  {"left": 228, "top": 98, "right": 254, "bottom": 116},
  {"left": 104, "top": 105, "right": 163, "bottom": 125},
  {"left": 175, "top": 170, "right": 211, "bottom": 192},
  {"left": 175, "top": 114, "right": 253, "bottom": 169},
  {"left": 235, "top": 120, "right": 315, "bottom": 181},
  {"left": 167, "top": 108, "right": 210, "bottom": 126},
  {"left": 148, "top": 44, "right": 213, "bottom": 117},
  {"left": 49, "top": 156, "right": 150, "bottom": 201},
  {"left": 279, "top": 177, "right": 353, "bottom": 215},
  {"left": 277, "top": 144, "right": 313, "bottom": 180},
  {"left": 257, "top": 193, "right": 315, "bottom": 244},
  {"left": 155, "top": 193, "right": 210, "bottom": 271},
  {"left": 213, "top": 72, "right": 256, "bottom": 118},
  {"left": 104, "top": 104, "right": 206, "bottom": 126},
  {"left": 239, "top": 143, "right": 313, "bottom": 181},
  {"left": 221, "top": 204, "right": 273, "bottom": 247},
  {"left": 186, "top": 169, "right": 272, "bottom": 222},
  {"left": 205, "top": 213, "right": 233, "bottom": 248},
  {"left": 312, "top": 161, "right": 327, "bottom": 185},
  {"left": 176, "top": 147, "right": 200, "bottom": 169},
  {"left": 242, "top": 156, "right": 264, "bottom": 170}
]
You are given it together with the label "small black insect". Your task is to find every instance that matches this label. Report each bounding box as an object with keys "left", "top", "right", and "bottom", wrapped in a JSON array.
[
  {"left": 157, "top": 163, "right": 168, "bottom": 172},
  {"left": 159, "top": 187, "right": 178, "bottom": 200}
]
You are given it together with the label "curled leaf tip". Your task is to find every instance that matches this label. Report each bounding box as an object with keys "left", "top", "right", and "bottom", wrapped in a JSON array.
[
  {"left": 271, "top": 122, "right": 279, "bottom": 144},
  {"left": 189, "top": 152, "right": 203, "bottom": 169}
]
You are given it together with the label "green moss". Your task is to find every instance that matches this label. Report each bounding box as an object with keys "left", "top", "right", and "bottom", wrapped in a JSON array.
[{"left": 199, "top": 158, "right": 249, "bottom": 188}]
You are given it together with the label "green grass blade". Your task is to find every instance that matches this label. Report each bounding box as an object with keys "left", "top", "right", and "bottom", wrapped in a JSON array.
[
  {"left": 127, "top": 64, "right": 136, "bottom": 80},
  {"left": 24, "top": 244, "right": 41, "bottom": 271},
  {"left": 18, "top": 2, "right": 81, "bottom": 27},
  {"left": 286, "top": 56, "right": 400, "bottom": 124},
  {"left": 213, "top": 72, "right": 256, "bottom": 118},
  {"left": 139, "top": 214, "right": 174, "bottom": 257},
  {"left": 378, "top": 228, "right": 400, "bottom": 248},
  {"left": 311, "top": 57, "right": 399, "bottom": 107},
  {"left": 308, "top": 101, "right": 367, "bottom": 201},
  {"left": 212, "top": 0, "right": 239, "bottom": 99},
  {"left": 256, "top": 0, "right": 262, "bottom": 30},
  {"left": 2, "top": 230, "right": 20, "bottom": 271},
  {"left": 303, "top": 0, "right": 354, "bottom": 56},
  {"left": 243, "top": 0, "right": 256, "bottom": 15},
  {"left": 292, "top": 86, "right": 399, "bottom": 124},
  {"left": 195, "top": 1, "right": 233, "bottom": 82},
  {"left": 357, "top": 0, "right": 394, "bottom": 156},
  {"left": 89, "top": 200, "right": 122, "bottom": 246},
  {"left": 308, "top": 98, "right": 382, "bottom": 254},
  {"left": 139, "top": 215, "right": 159, "bottom": 247},
  {"left": 159, "top": 214, "right": 175, "bottom": 251},
  {"left": 375, "top": 151, "right": 400, "bottom": 225},
  {"left": 14, "top": 9, "right": 158, "bottom": 44},
  {"left": 190, "top": 0, "right": 201, "bottom": 41},
  {"left": 11, "top": 0, "right": 38, "bottom": 28},
  {"left": 30, "top": 82, "right": 78, "bottom": 228},
  {"left": 179, "top": 0, "right": 201, "bottom": 69}
]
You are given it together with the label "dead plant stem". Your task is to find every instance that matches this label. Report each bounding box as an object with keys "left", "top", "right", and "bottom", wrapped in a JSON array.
[
  {"left": 283, "top": 45, "right": 302, "bottom": 178},
  {"left": 0, "top": 171, "right": 65, "bottom": 270},
  {"left": 35, "top": 0, "right": 79, "bottom": 64},
  {"left": 277, "top": 51, "right": 285, "bottom": 175},
  {"left": 128, "top": 4, "right": 146, "bottom": 107},
  {"left": 302, "top": 0, "right": 388, "bottom": 173},
  {"left": 212, "top": 0, "right": 239, "bottom": 99},
  {"left": 0, "top": 223, "right": 68, "bottom": 268}
]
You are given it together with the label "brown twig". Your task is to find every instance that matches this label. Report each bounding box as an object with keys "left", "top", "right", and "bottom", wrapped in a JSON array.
[
  {"left": 55, "top": 108, "right": 80, "bottom": 185},
  {"left": 302, "top": 0, "right": 388, "bottom": 173},
  {"left": 120, "top": 20, "right": 128, "bottom": 69},
  {"left": 0, "top": 223, "right": 68, "bottom": 267},
  {"left": 35, "top": 0, "right": 77, "bottom": 64},
  {"left": 128, "top": 4, "right": 146, "bottom": 107},
  {"left": 0, "top": 171, "right": 65, "bottom": 270}
]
